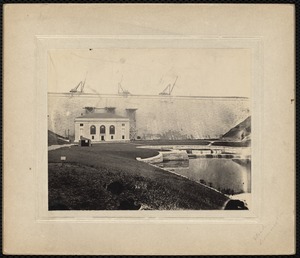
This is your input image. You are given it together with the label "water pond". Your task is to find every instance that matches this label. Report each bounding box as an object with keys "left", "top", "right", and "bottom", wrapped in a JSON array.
[{"left": 157, "top": 158, "right": 251, "bottom": 195}]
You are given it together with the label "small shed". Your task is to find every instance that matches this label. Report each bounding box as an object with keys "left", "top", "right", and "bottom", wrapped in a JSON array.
[{"left": 79, "top": 136, "right": 91, "bottom": 147}]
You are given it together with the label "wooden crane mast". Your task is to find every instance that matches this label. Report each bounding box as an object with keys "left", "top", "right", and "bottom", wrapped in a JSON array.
[{"left": 159, "top": 76, "right": 178, "bottom": 95}]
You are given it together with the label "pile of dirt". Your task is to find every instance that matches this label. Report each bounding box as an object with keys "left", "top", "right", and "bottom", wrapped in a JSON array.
[
  {"left": 222, "top": 116, "right": 251, "bottom": 142},
  {"left": 48, "top": 130, "right": 70, "bottom": 146}
]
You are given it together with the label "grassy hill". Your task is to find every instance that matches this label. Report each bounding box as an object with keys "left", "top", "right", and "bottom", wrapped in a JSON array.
[
  {"left": 222, "top": 116, "right": 251, "bottom": 141},
  {"left": 48, "top": 143, "right": 229, "bottom": 210}
]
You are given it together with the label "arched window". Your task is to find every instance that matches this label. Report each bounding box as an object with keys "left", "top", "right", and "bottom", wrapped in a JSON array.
[
  {"left": 90, "top": 125, "right": 96, "bottom": 135},
  {"left": 100, "top": 125, "right": 106, "bottom": 134},
  {"left": 109, "top": 125, "right": 115, "bottom": 134}
]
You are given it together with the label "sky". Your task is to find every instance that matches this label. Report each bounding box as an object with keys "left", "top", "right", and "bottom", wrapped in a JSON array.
[{"left": 48, "top": 48, "right": 251, "bottom": 97}]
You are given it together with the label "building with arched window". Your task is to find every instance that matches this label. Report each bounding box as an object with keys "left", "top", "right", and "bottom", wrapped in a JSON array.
[
  {"left": 100, "top": 125, "right": 106, "bottom": 134},
  {"left": 109, "top": 125, "right": 115, "bottom": 134},
  {"left": 90, "top": 125, "right": 96, "bottom": 135},
  {"left": 74, "top": 113, "right": 130, "bottom": 143}
]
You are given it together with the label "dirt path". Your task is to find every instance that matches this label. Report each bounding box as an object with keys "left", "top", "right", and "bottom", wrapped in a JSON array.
[{"left": 48, "top": 144, "right": 75, "bottom": 151}]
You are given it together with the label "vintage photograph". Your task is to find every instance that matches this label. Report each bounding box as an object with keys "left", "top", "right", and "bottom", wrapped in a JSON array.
[
  {"left": 48, "top": 48, "right": 251, "bottom": 211},
  {"left": 4, "top": 3, "right": 296, "bottom": 255},
  {"left": 4, "top": 4, "right": 295, "bottom": 255}
]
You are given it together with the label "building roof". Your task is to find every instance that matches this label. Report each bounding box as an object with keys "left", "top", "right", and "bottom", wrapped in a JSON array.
[{"left": 75, "top": 113, "right": 128, "bottom": 119}]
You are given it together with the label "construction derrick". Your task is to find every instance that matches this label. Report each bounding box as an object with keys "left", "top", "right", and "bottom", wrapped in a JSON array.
[
  {"left": 70, "top": 74, "right": 87, "bottom": 94},
  {"left": 159, "top": 76, "right": 178, "bottom": 95},
  {"left": 118, "top": 76, "right": 131, "bottom": 96},
  {"left": 70, "top": 81, "right": 84, "bottom": 93}
]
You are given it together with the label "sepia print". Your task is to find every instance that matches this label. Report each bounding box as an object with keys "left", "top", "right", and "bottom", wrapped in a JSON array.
[
  {"left": 4, "top": 4, "right": 295, "bottom": 255},
  {"left": 48, "top": 48, "right": 251, "bottom": 211}
]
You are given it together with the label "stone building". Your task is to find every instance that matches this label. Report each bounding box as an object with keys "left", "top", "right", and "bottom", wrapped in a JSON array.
[{"left": 74, "top": 113, "right": 130, "bottom": 143}]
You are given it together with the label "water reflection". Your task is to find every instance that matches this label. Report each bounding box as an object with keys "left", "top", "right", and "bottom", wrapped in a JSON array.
[
  {"left": 158, "top": 158, "right": 251, "bottom": 195},
  {"left": 157, "top": 160, "right": 189, "bottom": 169}
]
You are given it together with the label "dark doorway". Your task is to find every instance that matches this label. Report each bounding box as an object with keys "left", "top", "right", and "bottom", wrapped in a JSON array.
[{"left": 101, "top": 136, "right": 105, "bottom": 141}]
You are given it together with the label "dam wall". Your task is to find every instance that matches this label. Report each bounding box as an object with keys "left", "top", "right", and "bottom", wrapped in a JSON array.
[{"left": 48, "top": 93, "right": 250, "bottom": 140}]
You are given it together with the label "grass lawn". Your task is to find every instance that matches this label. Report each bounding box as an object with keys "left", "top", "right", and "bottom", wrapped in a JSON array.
[{"left": 48, "top": 142, "right": 229, "bottom": 210}]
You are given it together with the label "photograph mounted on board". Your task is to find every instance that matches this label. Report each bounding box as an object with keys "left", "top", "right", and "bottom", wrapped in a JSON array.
[{"left": 47, "top": 48, "right": 251, "bottom": 211}]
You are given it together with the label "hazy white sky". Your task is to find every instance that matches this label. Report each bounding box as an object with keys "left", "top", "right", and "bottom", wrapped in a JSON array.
[{"left": 48, "top": 48, "right": 251, "bottom": 97}]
